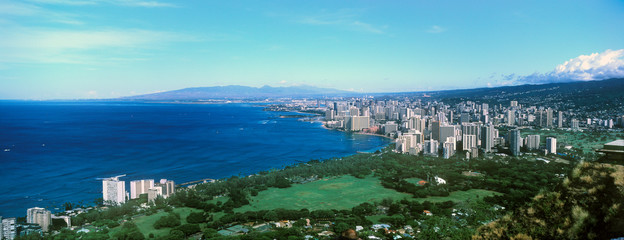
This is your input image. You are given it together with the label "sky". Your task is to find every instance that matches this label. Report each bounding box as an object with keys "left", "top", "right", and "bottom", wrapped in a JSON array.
[{"left": 1, "top": 0, "right": 623, "bottom": 99}]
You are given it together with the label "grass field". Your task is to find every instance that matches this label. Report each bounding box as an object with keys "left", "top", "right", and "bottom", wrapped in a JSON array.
[
  {"left": 413, "top": 189, "right": 501, "bottom": 203},
  {"left": 109, "top": 207, "right": 201, "bottom": 238},
  {"left": 236, "top": 175, "right": 412, "bottom": 212}
]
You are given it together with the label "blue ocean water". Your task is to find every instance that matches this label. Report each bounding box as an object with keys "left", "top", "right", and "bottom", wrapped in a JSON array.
[{"left": 0, "top": 101, "right": 390, "bottom": 217}]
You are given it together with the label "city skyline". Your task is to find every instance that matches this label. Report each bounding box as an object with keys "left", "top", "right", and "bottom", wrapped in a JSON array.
[{"left": 0, "top": 0, "right": 623, "bottom": 99}]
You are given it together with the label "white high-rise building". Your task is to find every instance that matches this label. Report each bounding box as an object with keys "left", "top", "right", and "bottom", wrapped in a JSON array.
[
  {"left": 526, "top": 135, "right": 540, "bottom": 150},
  {"left": 462, "top": 134, "right": 477, "bottom": 151},
  {"left": 27, "top": 207, "right": 51, "bottom": 232},
  {"left": 103, "top": 175, "right": 126, "bottom": 205},
  {"left": 2, "top": 218, "right": 16, "bottom": 240},
  {"left": 130, "top": 179, "right": 155, "bottom": 199},
  {"left": 443, "top": 141, "right": 455, "bottom": 159},
  {"left": 546, "top": 137, "right": 557, "bottom": 154},
  {"left": 346, "top": 116, "right": 370, "bottom": 131}
]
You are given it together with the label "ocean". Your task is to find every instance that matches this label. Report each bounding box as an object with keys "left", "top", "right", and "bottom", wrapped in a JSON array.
[{"left": 0, "top": 101, "right": 390, "bottom": 217}]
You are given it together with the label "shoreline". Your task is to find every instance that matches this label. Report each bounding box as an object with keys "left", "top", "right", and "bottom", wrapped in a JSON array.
[{"left": 319, "top": 121, "right": 395, "bottom": 141}]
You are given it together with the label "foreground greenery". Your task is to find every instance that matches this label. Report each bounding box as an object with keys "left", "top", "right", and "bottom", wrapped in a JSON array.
[{"left": 18, "top": 143, "right": 624, "bottom": 240}]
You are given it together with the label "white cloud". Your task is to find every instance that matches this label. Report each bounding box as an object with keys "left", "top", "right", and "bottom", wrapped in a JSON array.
[
  {"left": 503, "top": 49, "right": 624, "bottom": 85},
  {"left": 27, "top": 0, "right": 177, "bottom": 7},
  {"left": 299, "top": 9, "right": 386, "bottom": 34},
  {"left": 0, "top": 26, "right": 198, "bottom": 64},
  {"left": 427, "top": 25, "right": 446, "bottom": 34}
]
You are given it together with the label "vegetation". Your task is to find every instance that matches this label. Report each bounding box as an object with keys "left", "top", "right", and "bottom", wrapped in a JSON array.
[
  {"left": 54, "top": 143, "right": 624, "bottom": 239},
  {"left": 474, "top": 162, "right": 624, "bottom": 239}
]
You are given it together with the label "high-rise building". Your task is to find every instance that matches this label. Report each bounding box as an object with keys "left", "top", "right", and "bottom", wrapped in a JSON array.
[
  {"left": 507, "top": 110, "right": 515, "bottom": 125},
  {"left": 443, "top": 141, "right": 455, "bottom": 159},
  {"left": 147, "top": 187, "right": 162, "bottom": 203},
  {"left": 510, "top": 101, "right": 518, "bottom": 107},
  {"left": 130, "top": 179, "right": 155, "bottom": 199},
  {"left": 325, "top": 110, "right": 334, "bottom": 121},
  {"left": 558, "top": 111, "right": 563, "bottom": 128},
  {"left": 431, "top": 121, "right": 440, "bottom": 141},
  {"left": 103, "top": 175, "right": 126, "bottom": 205},
  {"left": 526, "top": 135, "right": 540, "bottom": 150},
  {"left": 509, "top": 129, "right": 521, "bottom": 156},
  {"left": 439, "top": 125, "right": 456, "bottom": 144},
  {"left": 461, "top": 123, "right": 481, "bottom": 141},
  {"left": 410, "top": 117, "right": 426, "bottom": 133},
  {"left": 546, "top": 108, "right": 553, "bottom": 127},
  {"left": 27, "top": 207, "right": 51, "bottom": 232},
  {"left": 424, "top": 140, "right": 439, "bottom": 156},
  {"left": 346, "top": 116, "right": 370, "bottom": 131},
  {"left": 2, "top": 217, "right": 16, "bottom": 240},
  {"left": 481, "top": 125, "right": 494, "bottom": 153},
  {"left": 383, "top": 121, "right": 398, "bottom": 134},
  {"left": 571, "top": 119, "right": 580, "bottom": 130},
  {"left": 462, "top": 134, "right": 477, "bottom": 151},
  {"left": 546, "top": 137, "right": 557, "bottom": 154},
  {"left": 156, "top": 179, "right": 175, "bottom": 198}
]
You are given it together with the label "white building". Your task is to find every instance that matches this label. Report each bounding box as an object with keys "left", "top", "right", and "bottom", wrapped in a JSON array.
[
  {"left": 2, "top": 217, "right": 16, "bottom": 240},
  {"left": 443, "top": 141, "right": 455, "bottom": 159},
  {"left": 103, "top": 175, "right": 127, "bottom": 205},
  {"left": 130, "top": 179, "right": 155, "bottom": 199},
  {"left": 462, "top": 134, "right": 477, "bottom": 151},
  {"left": 27, "top": 207, "right": 51, "bottom": 232},
  {"left": 546, "top": 137, "right": 557, "bottom": 154},
  {"left": 526, "top": 135, "right": 540, "bottom": 150},
  {"left": 346, "top": 116, "right": 370, "bottom": 131}
]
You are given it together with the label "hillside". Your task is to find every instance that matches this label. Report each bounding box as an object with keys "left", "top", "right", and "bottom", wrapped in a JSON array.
[
  {"left": 121, "top": 85, "right": 353, "bottom": 100},
  {"left": 473, "top": 162, "right": 624, "bottom": 239}
]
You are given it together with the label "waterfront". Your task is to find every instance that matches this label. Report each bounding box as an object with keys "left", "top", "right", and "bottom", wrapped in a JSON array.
[{"left": 0, "top": 101, "right": 391, "bottom": 217}]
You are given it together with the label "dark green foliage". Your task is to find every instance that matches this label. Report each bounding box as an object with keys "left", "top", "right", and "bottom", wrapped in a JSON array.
[
  {"left": 186, "top": 211, "right": 208, "bottom": 224},
  {"left": 153, "top": 213, "right": 181, "bottom": 229},
  {"left": 174, "top": 224, "right": 200, "bottom": 236},
  {"left": 113, "top": 222, "right": 145, "bottom": 240}
]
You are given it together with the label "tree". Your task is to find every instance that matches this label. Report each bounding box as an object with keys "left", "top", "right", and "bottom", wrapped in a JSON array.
[
  {"left": 263, "top": 210, "right": 279, "bottom": 221},
  {"left": 153, "top": 214, "right": 181, "bottom": 229},
  {"left": 186, "top": 212, "right": 208, "bottom": 224},
  {"left": 174, "top": 224, "right": 200, "bottom": 236}
]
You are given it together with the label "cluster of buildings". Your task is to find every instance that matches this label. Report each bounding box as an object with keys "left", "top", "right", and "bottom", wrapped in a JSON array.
[
  {"left": 1, "top": 207, "right": 70, "bottom": 240},
  {"left": 0, "top": 175, "right": 176, "bottom": 239},
  {"left": 318, "top": 98, "right": 600, "bottom": 158},
  {"left": 102, "top": 175, "right": 175, "bottom": 205}
]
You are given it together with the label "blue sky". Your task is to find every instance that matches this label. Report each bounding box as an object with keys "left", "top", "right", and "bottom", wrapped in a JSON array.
[{"left": 1, "top": 0, "right": 623, "bottom": 99}]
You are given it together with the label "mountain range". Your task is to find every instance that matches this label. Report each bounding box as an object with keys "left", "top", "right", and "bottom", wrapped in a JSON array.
[
  {"left": 120, "top": 78, "right": 624, "bottom": 103},
  {"left": 120, "top": 85, "right": 353, "bottom": 100}
]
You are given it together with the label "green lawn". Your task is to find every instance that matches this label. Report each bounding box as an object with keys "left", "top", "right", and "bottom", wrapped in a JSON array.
[
  {"left": 109, "top": 207, "right": 201, "bottom": 238},
  {"left": 413, "top": 189, "right": 501, "bottom": 203},
  {"left": 236, "top": 175, "right": 412, "bottom": 212}
]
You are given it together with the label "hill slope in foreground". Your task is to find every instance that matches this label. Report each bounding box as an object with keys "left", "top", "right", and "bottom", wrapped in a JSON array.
[{"left": 474, "top": 162, "right": 624, "bottom": 240}]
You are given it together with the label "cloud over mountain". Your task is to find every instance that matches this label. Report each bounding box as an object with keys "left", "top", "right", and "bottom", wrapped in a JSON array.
[{"left": 508, "top": 49, "right": 624, "bottom": 84}]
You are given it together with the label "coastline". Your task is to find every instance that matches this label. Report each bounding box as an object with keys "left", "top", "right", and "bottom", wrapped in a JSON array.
[{"left": 319, "top": 121, "right": 395, "bottom": 141}]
